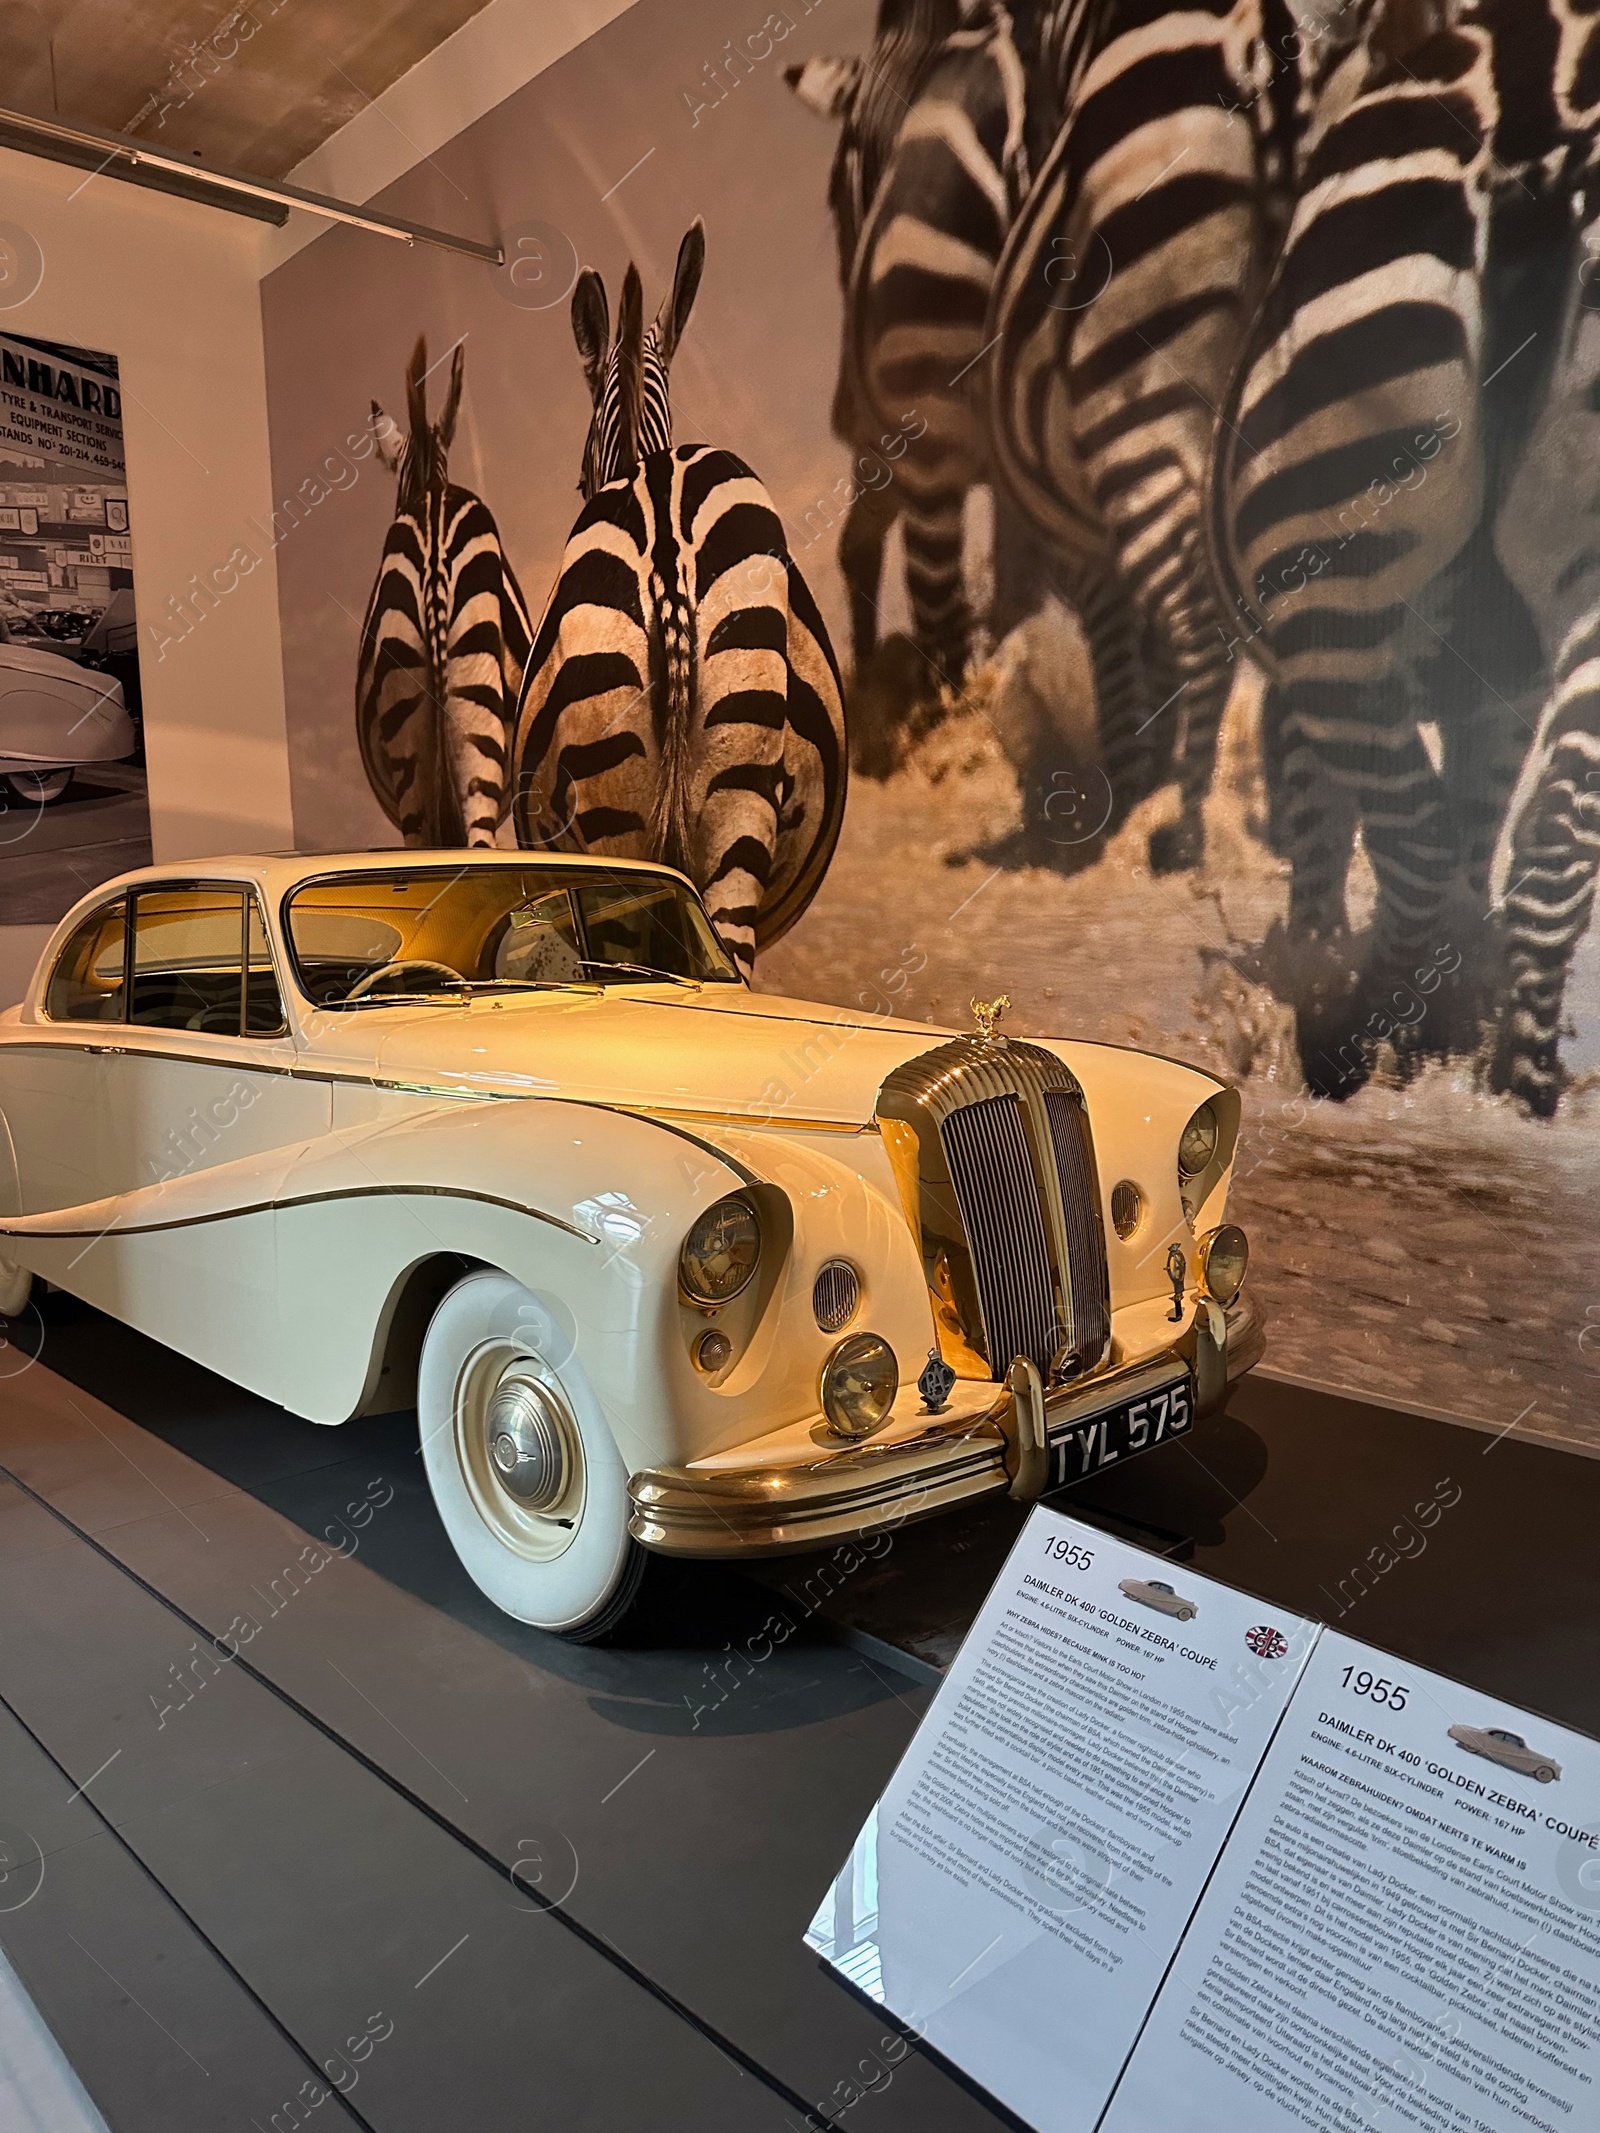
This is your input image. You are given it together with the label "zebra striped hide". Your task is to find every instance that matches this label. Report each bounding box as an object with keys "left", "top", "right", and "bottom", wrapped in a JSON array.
[
  {"left": 987, "top": 0, "right": 1296, "bottom": 872},
  {"left": 512, "top": 444, "right": 846, "bottom": 973},
  {"left": 357, "top": 485, "right": 533, "bottom": 847}
]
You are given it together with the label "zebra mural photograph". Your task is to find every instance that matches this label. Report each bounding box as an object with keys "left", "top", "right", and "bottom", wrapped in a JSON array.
[{"left": 259, "top": 0, "right": 1600, "bottom": 1451}]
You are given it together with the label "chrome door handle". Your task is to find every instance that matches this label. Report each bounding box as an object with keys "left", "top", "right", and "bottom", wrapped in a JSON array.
[{"left": 85, "top": 1045, "right": 126, "bottom": 1055}]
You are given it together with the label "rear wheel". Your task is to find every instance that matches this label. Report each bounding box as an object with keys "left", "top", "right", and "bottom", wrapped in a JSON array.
[
  {"left": 417, "top": 1270, "right": 645, "bottom": 1638},
  {"left": 0, "top": 1258, "right": 31, "bottom": 1317},
  {"left": 2, "top": 770, "right": 72, "bottom": 806}
]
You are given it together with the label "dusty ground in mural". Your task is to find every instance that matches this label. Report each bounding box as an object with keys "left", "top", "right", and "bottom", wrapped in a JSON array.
[{"left": 759, "top": 673, "right": 1600, "bottom": 1458}]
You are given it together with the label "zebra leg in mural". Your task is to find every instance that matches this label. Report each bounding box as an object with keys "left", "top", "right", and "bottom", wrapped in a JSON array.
[
  {"left": 787, "top": 0, "right": 971, "bottom": 727},
  {"left": 988, "top": 0, "right": 1298, "bottom": 870},
  {"left": 1486, "top": 188, "right": 1600, "bottom": 1114},
  {"left": 845, "top": 1, "right": 1032, "bottom": 701},
  {"left": 1211, "top": 13, "right": 1501, "bottom": 1092},
  {"left": 1489, "top": 614, "right": 1600, "bottom": 1115}
]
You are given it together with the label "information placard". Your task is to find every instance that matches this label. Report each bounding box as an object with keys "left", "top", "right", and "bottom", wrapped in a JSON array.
[
  {"left": 1104, "top": 1629, "right": 1600, "bottom": 2133},
  {"left": 805, "top": 1509, "right": 1600, "bottom": 2133}
]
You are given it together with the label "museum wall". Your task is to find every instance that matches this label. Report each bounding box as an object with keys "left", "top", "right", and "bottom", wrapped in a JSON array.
[
  {"left": 257, "top": 0, "right": 1600, "bottom": 1451},
  {"left": 0, "top": 146, "right": 293, "bottom": 1006},
  {"left": 0, "top": 148, "right": 294, "bottom": 1006}
]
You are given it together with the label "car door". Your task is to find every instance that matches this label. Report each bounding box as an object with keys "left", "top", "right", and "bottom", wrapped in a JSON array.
[
  {"left": 87, "top": 883, "right": 333, "bottom": 1400},
  {"left": 103, "top": 881, "right": 332, "bottom": 1198},
  {"left": 0, "top": 889, "right": 126, "bottom": 1213}
]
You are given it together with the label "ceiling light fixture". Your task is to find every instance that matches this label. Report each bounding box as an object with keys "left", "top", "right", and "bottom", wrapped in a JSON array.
[{"left": 0, "top": 104, "right": 503, "bottom": 264}]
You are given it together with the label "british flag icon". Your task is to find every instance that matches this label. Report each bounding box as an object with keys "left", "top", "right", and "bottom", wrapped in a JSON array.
[{"left": 1246, "top": 1625, "right": 1288, "bottom": 1660}]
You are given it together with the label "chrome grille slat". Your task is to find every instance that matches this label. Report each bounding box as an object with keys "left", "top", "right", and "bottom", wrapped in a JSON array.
[
  {"left": 812, "top": 1259, "right": 860, "bottom": 1334},
  {"left": 939, "top": 1095, "right": 1059, "bottom": 1373},
  {"left": 877, "top": 1033, "right": 1112, "bottom": 1384},
  {"left": 1044, "top": 1089, "right": 1111, "bottom": 1367}
]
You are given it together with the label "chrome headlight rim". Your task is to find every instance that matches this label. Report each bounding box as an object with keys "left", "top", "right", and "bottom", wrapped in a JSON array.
[
  {"left": 1197, "top": 1222, "right": 1249, "bottom": 1305},
  {"left": 1178, "top": 1099, "right": 1220, "bottom": 1179},
  {"left": 819, "top": 1331, "right": 899, "bottom": 1442},
  {"left": 678, "top": 1195, "right": 762, "bottom": 1307}
]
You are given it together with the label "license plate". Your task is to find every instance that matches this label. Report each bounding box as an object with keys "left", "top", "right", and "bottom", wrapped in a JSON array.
[{"left": 1045, "top": 1375, "right": 1193, "bottom": 1492}]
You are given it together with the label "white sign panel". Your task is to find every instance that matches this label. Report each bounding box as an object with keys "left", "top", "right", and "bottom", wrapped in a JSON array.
[
  {"left": 805, "top": 1508, "right": 1317, "bottom": 2131},
  {"left": 1104, "top": 1629, "right": 1600, "bottom": 2133},
  {"left": 806, "top": 1513, "right": 1600, "bottom": 2133}
]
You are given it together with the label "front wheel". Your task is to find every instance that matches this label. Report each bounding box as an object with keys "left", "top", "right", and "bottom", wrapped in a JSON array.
[
  {"left": 417, "top": 1270, "right": 645, "bottom": 1638},
  {"left": 2, "top": 769, "right": 72, "bottom": 806}
]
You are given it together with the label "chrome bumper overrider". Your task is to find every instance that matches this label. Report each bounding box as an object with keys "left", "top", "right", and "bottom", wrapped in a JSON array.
[{"left": 627, "top": 1288, "right": 1265, "bottom": 1558}]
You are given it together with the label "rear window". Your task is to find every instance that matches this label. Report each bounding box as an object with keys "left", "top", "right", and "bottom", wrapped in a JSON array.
[{"left": 44, "top": 896, "right": 126, "bottom": 1021}]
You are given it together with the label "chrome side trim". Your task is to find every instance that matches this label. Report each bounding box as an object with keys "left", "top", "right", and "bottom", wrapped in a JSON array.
[{"left": 0, "top": 1182, "right": 598, "bottom": 1245}]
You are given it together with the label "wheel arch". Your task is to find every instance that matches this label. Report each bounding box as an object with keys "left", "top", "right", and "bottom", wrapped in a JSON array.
[{"left": 350, "top": 1249, "right": 488, "bottom": 1418}]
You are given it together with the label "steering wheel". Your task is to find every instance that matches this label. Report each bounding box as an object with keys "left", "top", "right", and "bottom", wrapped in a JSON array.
[{"left": 345, "top": 958, "right": 465, "bottom": 1001}]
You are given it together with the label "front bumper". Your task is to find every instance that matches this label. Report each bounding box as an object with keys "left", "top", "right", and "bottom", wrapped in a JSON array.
[{"left": 628, "top": 1286, "right": 1264, "bottom": 1559}]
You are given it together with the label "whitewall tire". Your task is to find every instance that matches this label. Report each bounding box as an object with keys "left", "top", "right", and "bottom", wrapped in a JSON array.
[{"left": 417, "top": 1269, "right": 645, "bottom": 1638}]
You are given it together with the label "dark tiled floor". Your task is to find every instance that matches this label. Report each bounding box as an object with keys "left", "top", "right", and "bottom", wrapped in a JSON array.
[
  {"left": 5, "top": 1294, "right": 1597, "bottom": 2130},
  {"left": 766, "top": 1373, "right": 1600, "bottom": 1734}
]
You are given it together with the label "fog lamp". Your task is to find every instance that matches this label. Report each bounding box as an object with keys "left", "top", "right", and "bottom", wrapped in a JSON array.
[
  {"left": 1197, "top": 1223, "right": 1249, "bottom": 1306},
  {"left": 679, "top": 1197, "right": 760, "bottom": 1305},
  {"left": 820, "top": 1333, "right": 899, "bottom": 1441},
  {"left": 1179, "top": 1100, "right": 1220, "bottom": 1178},
  {"left": 1110, "top": 1180, "right": 1143, "bottom": 1240}
]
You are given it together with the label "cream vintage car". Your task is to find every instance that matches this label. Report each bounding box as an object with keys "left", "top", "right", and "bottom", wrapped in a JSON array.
[{"left": 0, "top": 853, "right": 1264, "bottom": 1637}]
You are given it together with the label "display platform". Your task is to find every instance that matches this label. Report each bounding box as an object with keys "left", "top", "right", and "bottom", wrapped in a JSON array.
[{"left": 1, "top": 1290, "right": 1595, "bottom": 2131}]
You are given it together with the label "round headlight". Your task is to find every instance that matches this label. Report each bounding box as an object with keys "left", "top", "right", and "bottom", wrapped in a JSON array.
[
  {"left": 679, "top": 1197, "right": 760, "bottom": 1305},
  {"left": 1197, "top": 1223, "right": 1249, "bottom": 1305},
  {"left": 820, "top": 1333, "right": 899, "bottom": 1441},
  {"left": 1179, "top": 1101, "right": 1220, "bottom": 1178}
]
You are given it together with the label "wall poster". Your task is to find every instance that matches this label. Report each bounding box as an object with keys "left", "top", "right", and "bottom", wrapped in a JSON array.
[
  {"left": 0, "top": 330, "right": 149, "bottom": 924},
  {"left": 258, "top": 0, "right": 1600, "bottom": 1452}
]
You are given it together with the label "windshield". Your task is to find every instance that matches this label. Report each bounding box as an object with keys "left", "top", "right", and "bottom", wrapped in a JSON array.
[{"left": 283, "top": 865, "right": 742, "bottom": 1006}]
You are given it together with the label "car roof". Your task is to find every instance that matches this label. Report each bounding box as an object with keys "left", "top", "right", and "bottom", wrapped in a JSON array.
[
  {"left": 20, "top": 851, "right": 707, "bottom": 1019},
  {"left": 107, "top": 850, "right": 692, "bottom": 891}
]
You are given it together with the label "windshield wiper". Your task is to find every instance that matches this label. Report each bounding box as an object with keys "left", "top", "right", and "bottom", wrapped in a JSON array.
[
  {"left": 575, "top": 958, "right": 705, "bottom": 989},
  {"left": 460, "top": 978, "right": 603, "bottom": 995}
]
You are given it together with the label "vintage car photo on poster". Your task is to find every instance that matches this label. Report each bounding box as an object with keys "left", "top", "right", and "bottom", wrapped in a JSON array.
[
  {"left": 0, "top": 852, "right": 1263, "bottom": 1635},
  {"left": 1447, "top": 1723, "right": 1562, "bottom": 1783}
]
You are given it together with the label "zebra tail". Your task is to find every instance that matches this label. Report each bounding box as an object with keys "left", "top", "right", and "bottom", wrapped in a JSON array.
[{"left": 649, "top": 553, "right": 696, "bottom": 874}]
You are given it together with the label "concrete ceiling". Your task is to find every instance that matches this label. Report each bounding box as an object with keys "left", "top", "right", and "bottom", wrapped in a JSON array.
[{"left": 0, "top": 0, "right": 499, "bottom": 180}]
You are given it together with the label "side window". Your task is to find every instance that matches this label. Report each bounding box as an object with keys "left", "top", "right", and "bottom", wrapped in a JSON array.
[
  {"left": 130, "top": 889, "right": 244, "bottom": 1032},
  {"left": 44, "top": 897, "right": 127, "bottom": 1022},
  {"left": 126, "top": 888, "right": 285, "bottom": 1036}
]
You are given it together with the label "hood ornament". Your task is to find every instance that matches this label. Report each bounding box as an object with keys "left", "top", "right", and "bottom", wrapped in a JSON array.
[{"left": 969, "top": 994, "right": 1010, "bottom": 1045}]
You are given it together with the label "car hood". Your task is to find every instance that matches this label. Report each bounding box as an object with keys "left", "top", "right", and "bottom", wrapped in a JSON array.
[
  {"left": 0, "top": 642, "right": 97, "bottom": 685},
  {"left": 354, "top": 985, "right": 951, "bottom": 1127},
  {"left": 320, "top": 983, "right": 1222, "bottom": 1135}
]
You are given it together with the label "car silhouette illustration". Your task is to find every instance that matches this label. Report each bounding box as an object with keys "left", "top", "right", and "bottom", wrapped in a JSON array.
[
  {"left": 1119, "top": 1577, "right": 1198, "bottom": 1622},
  {"left": 1447, "top": 1724, "right": 1560, "bottom": 1783}
]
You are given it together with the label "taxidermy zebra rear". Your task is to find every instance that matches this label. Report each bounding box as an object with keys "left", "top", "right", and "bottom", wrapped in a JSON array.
[
  {"left": 512, "top": 221, "right": 847, "bottom": 974},
  {"left": 358, "top": 337, "right": 532, "bottom": 846}
]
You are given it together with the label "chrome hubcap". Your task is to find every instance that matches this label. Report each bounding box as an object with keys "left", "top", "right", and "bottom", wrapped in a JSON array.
[
  {"left": 454, "top": 1346, "right": 585, "bottom": 1564},
  {"left": 483, "top": 1376, "right": 569, "bottom": 1510}
]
